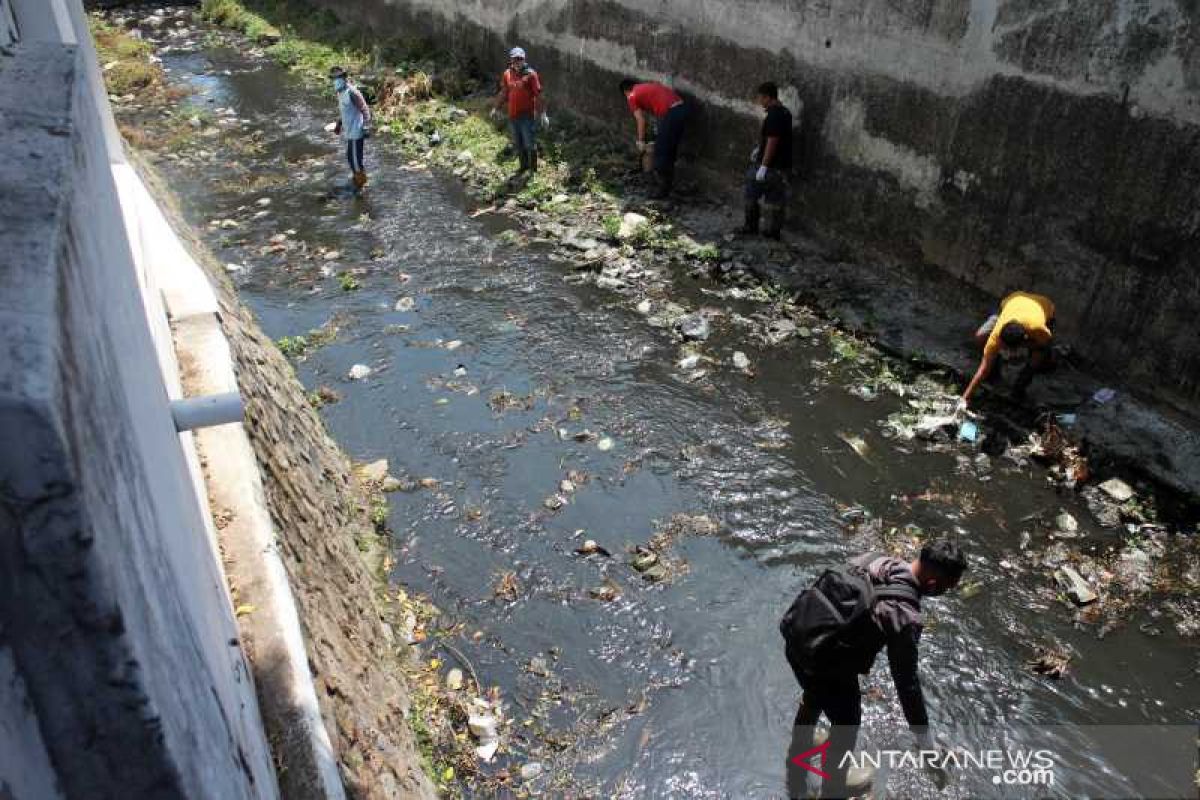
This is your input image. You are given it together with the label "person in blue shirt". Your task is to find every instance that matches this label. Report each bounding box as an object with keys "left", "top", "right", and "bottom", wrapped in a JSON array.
[{"left": 329, "top": 66, "right": 372, "bottom": 190}]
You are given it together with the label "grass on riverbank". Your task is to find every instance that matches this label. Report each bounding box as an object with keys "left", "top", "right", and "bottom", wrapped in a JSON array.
[{"left": 199, "top": 0, "right": 712, "bottom": 260}]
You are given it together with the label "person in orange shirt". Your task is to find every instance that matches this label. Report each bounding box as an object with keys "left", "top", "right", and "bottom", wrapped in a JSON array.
[
  {"left": 491, "top": 47, "right": 547, "bottom": 173},
  {"left": 959, "top": 291, "right": 1056, "bottom": 409}
]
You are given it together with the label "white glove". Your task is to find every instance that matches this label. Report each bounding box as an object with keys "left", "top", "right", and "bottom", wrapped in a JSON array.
[
  {"left": 756, "top": 165, "right": 768, "bottom": 182},
  {"left": 489, "top": 107, "right": 499, "bottom": 120},
  {"left": 635, "top": 140, "right": 647, "bottom": 153},
  {"left": 954, "top": 397, "right": 969, "bottom": 416},
  {"left": 540, "top": 112, "right": 550, "bottom": 129},
  {"left": 750, "top": 146, "right": 760, "bottom": 163}
]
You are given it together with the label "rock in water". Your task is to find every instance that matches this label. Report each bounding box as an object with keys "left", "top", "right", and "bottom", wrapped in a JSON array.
[
  {"left": 732, "top": 351, "right": 752, "bottom": 371},
  {"left": 1099, "top": 478, "right": 1134, "bottom": 502},
  {"left": 348, "top": 364, "right": 372, "bottom": 381},
  {"left": 1054, "top": 511, "right": 1079, "bottom": 534},
  {"left": 617, "top": 212, "right": 649, "bottom": 240},
  {"left": 677, "top": 313, "right": 710, "bottom": 341},
  {"left": 1055, "top": 565, "right": 1098, "bottom": 605},
  {"left": 361, "top": 459, "right": 389, "bottom": 483},
  {"left": 1115, "top": 547, "right": 1153, "bottom": 593}
]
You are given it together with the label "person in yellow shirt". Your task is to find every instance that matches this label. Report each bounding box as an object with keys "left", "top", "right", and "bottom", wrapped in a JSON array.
[{"left": 959, "top": 292, "right": 1055, "bottom": 409}]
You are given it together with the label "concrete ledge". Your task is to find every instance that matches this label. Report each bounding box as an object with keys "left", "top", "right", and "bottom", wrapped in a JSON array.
[{"left": 143, "top": 191, "right": 347, "bottom": 798}]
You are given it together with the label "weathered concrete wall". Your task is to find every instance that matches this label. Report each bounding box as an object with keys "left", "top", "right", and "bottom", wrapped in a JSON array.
[
  {"left": 316, "top": 0, "right": 1200, "bottom": 412},
  {"left": 0, "top": 37, "right": 278, "bottom": 800}
]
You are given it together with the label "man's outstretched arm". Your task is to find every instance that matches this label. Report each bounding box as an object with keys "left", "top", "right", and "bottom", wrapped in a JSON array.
[{"left": 886, "top": 627, "right": 929, "bottom": 734}]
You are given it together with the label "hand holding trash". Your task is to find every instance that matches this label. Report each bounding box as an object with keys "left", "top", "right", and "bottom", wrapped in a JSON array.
[
  {"left": 539, "top": 112, "right": 550, "bottom": 129},
  {"left": 635, "top": 140, "right": 647, "bottom": 153},
  {"left": 489, "top": 106, "right": 499, "bottom": 121},
  {"left": 756, "top": 165, "right": 768, "bottom": 182},
  {"left": 953, "top": 397, "right": 969, "bottom": 418}
]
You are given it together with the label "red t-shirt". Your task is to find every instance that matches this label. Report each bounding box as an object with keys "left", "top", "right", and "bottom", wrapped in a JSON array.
[
  {"left": 502, "top": 67, "right": 542, "bottom": 119},
  {"left": 626, "top": 82, "right": 681, "bottom": 118}
]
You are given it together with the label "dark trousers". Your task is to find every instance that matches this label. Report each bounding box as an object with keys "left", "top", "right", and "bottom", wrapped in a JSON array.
[
  {"left": 744, "top": 167, "right": 789, "bottom": 207},
  {"left": 345, "top": 137, "right": 365, "bottom": 173},
  {"left": 653, "top": 103, "right": 688, "bottom": 181},
  {"left": 786, "top": 649, "right": 861, "bottom": 799}
]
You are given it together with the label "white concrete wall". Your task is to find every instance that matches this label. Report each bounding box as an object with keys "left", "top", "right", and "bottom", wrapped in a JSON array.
[{"left": 0, "top": 2, "right": 282, "bottom": 797}]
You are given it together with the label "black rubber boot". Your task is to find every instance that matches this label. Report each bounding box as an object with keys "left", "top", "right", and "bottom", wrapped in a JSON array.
[
  {"left": 529, "top": 148, "right": 538, "bottom": 173},
  {"left": 762, "top": 203, "right": 783, "bottom": 239},
  {"left": 517, "top": 149, "right": 530, "bottom": 173},
  {"left": 739, "top": 205, "right": 761, "bottom": 235},
  {"left": 651, "top": 168, "right": 672, "bottom": 199}
]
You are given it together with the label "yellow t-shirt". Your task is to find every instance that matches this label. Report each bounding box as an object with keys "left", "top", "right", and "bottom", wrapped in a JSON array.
[{"left": 985, "top": 292, "right": 1055, "bottom": 357}]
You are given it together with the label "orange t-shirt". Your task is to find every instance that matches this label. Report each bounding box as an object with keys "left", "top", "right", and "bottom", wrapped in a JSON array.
[
  {"left": 984, "top": 292, "right": 1055, "bottom": 357},
  {"left": 502, "top": 67, "right": 542, "bottom": 119}
]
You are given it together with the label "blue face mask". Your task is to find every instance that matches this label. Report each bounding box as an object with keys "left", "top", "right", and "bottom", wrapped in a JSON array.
[{"left": 333, "top": 77, "right": 347, "bottom": 91}]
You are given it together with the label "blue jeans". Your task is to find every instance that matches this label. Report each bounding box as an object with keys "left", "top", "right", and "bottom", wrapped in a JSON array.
[
  {"left": 345, "top": 137, "right": 365, "bottom": 172},
  {"left": 509, "top": 115, "right": 537, "bottom": 154},
  {"left": 653, "top": 103, "right": 688, "bottom": 177}
]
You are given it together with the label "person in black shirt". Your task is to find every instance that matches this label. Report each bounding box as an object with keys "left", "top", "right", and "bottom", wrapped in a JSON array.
[
  {"left": 784, "top": 541, "right": 966, "bottom": 799},
  {"left": 740, "top": 82, "right": 794, "bottom": 238}
]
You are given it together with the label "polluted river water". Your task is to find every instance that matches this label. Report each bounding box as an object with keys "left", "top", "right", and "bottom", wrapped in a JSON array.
[{"left": 137, "top": 16, "right": 1197, "bottom": 799}]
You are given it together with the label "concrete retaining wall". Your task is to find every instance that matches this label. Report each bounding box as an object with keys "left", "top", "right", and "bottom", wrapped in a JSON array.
[
  {"left": 316, "top": 0, "right": 1200, "bottom": 412},
  {"left": 0, "top": 3, "right": 284, "bottom": 797}
]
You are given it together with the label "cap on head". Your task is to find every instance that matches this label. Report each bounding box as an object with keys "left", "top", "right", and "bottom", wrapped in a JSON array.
[
  {"left": 508, "top": 47, "right": 526, "bottom": 60},
  {"left": 328, "top": 66, "right": 347, "bottom": 80}
]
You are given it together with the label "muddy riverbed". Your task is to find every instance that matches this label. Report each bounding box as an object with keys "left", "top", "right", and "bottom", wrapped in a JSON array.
[{"left": 108, "top": 8, "right": 1199, "bottom": 797}]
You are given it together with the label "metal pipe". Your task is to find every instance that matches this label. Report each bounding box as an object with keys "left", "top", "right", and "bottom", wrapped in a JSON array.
[{"left": 171, "top": 393, "right": 244, "bottom": 432}]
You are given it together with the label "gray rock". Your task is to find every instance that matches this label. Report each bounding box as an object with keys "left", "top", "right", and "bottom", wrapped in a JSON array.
[
  {"left": 1099, "top": 478, "right": 1135, "bottom": 502},
  {"left": 1082, "top": 486, "right": 1121, "bottom": 528},
  {"left": 1054, "top": 511, "right": 1079, "bottom": 534},
  {"left": 1055, "top": 565, "right": 1098, "bottom": 605},
  {"left": 520, "top": 762, "right": 544, "bottom": 781},
  {"left": 361, "top": 459, "right": 389, "bottom": 483},
  {"left": 677, "top": 312, "right": 711, "bottom": 341},
  {"left": 1115, "top": 547, "right": 1153, "bottom": 593},
  {"left": 617, "top": 212, "right": 649, "bottom": 240},
  {"left": 732, "top": 351, "right": 752, "bottom": 371}
]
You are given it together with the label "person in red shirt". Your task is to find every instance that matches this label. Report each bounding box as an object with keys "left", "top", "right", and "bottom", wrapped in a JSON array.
[
  {"left": 620, "top": 79, "right": 690, "bottom": 198},
  {"left": 491, "top": 47, "right": 548, "bottom": 173}
]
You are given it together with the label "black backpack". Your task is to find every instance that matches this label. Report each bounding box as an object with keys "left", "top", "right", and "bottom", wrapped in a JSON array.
[{"left": 780, "top": 555, "right": 919, "bottom": 677}]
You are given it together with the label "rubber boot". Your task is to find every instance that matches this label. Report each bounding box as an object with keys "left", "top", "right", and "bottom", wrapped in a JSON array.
[
  {"left": 651, "top": 168, "right": 672, "bottom": 199},
  {"left": 529, "top": 147, "right": 538, "bottom": 173},
  {"left": 353, "top": 170, "right": 368, "bottom": 189},
  {"left": 762, "top": 203, "right": 784, "bottom": 239},
  {"left": 738, "top": 204, "right": 760, "bottom": 235},
  {"left": 844, "top": 766, "right": 875, "bottom": 796}
]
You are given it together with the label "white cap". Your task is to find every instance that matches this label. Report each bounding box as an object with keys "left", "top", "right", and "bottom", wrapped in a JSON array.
[{"left": 508, "top": 47, "right": 526, "bottom": 59}]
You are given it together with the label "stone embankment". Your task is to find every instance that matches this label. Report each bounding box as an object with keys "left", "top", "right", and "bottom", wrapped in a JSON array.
[{"left": 143, "top": 156, "right": 437, "bottom": 800}]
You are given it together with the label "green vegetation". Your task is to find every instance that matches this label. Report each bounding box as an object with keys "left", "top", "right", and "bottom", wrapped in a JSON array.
[
  {"left": 602, "top": 214, "right": 622, "bottom": 240},
  {"left": 276, "top": 334, "right": 309, "bottom": 357},
  {"left": 199, "top": 0, "right": 280, "bottom": 44},
  {"left": 338, "top": 272, "right": 361, "bottom": 292},
  {"left": 90, "top": 16, "right": 164, "bottom": 95},
  {"left": 276, "top": 322, "right": 339, "bottom": 359}
]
